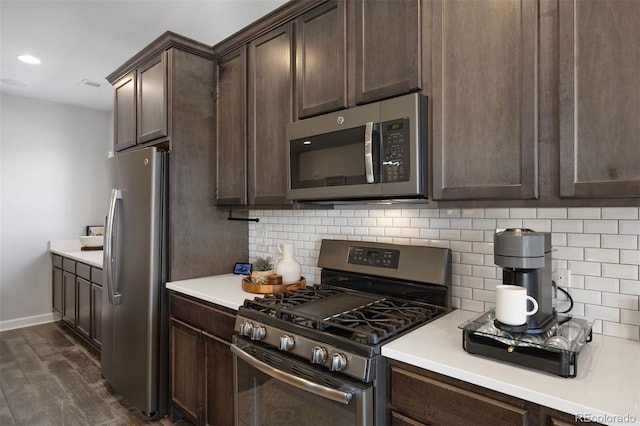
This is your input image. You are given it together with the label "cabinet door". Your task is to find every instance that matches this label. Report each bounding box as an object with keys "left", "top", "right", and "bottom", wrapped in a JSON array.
[
  {"left": 91, "top": 283, "right": 102, "bottom": 348},
  {"left": 355, "top": 0, "right": 421, "bottom": 104},
  {"left": 52, "top": 267, "right": 62, "bottom": 315},
  {"left": 558, "top": 0, "right": 640, "bottom": 198},
  {"left": 76, "top": 277, "right": 91, "bottom": 339},
  {"left": 248, "top": 23, "right": 294, "bottom": 206},
  {"left": 170, "top": 318, "right": 202, "bottom": 425},
  {"left": 296, "top": 0, "right": 347, "bottom": 118},
  {"left": 114, "top": 71, "right": 137, "bottom": 151},
  {"left": 431, "top": 0, "right": 538, "bottom": 200},
  {"left": 203, "top": 333, "right": 234, "bottom": 426},
  {"left": 215, "top": 47, "right": 248, "bottom": 206},
  {"left": 138, "top": 52, "right": 168, "bottom": 144},
  {"left": 62, "top": 271, "right": 76, "bottom": 325}
]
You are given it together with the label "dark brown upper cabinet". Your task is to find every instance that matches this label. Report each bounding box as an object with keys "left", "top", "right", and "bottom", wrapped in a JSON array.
[
  {"left": 137, "top": 52, "right": 168, "bottom": 144},
  {"left": 113, "top": 72, "right": 136, "bottom": 151},
  {"left": 247, "top": 23, "right": 294, "bottom": 207},
  {"left": 215, "top": 47, "right": 248, "bottom": 206},
  {"left": 431, "top": 0, "right": 538, "bottom": 201},
  {"left": 558, "top": 0, "right": 640, "bottom": 198},
  {"left": 354, "top": 0, "right": 422, "bottom": 105},
  {"left": 296, "top": 0, "right": 347, "bottom": 118}
]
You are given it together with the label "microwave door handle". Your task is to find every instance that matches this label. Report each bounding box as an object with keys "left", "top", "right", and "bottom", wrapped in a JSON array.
[
  {"left": 231, "top": 344, "right": 355, "bottom": 405},
  {"left": 364, "top": 121, "right": 375, "bottom": 183}
]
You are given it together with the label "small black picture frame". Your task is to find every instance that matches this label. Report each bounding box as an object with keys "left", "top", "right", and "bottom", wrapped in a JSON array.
[{"left": 233, "top": 262, "right": 252, "bottom": 275}]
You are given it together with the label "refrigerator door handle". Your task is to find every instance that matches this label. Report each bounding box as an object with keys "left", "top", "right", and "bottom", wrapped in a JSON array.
[{"left": 105, "top": 188, "right": 122, "bottom": 306}]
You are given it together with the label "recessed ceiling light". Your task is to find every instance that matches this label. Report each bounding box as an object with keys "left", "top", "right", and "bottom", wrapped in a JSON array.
[{"left": 17, "top": 55, "right": 41, "bottom": 65}]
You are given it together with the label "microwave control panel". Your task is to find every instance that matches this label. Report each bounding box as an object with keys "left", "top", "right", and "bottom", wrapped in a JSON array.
[{"left": 381, "top": 118, "right": 410, "bottom": 183}]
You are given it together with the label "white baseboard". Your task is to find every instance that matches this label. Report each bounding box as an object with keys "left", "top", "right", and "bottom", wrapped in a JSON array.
[{"left": 0, "top": 312, "right": 59, "bottom": 332}]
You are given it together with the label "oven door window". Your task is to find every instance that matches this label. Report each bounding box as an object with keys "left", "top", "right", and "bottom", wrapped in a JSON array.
[
  {"left": 290, "top": 125, "right": 380, "bottom": 189},
  {"left": 233, "top": 342, "right": 373, "bottom": 426}
]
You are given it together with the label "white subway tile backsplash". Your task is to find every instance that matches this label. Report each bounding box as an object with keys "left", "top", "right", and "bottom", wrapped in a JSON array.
[
  {"left": 567, "top": 233, "right": 601, "bottom": 248},
  {"left": 569, "top": 288, "right": 602, "bottom": 305},
  {"left": 509, "top": 208, "right": 537, "bottom": 218},
  {"left": 602, "top": 207, "right": 639, "bottom": 220},
  {"left": 537, "top": 208, "right": 567, "bottom": 218},
  {"left": 602, "top": 263, "right": 638, "bottom": 280},
  {"left": 584, "top": 220, "right": 618, "bottom": 234},
  {"left": 621, "top": 309, "right": 640, "bottom": 326},
  {"left": 552, "top": 219, "right": 583, "bottom": 233},
  {"left": 601, "top": 234, "right": 638, "bottom": 250},
  {"left": 620, "top": 280, "right": 640, "bottom": 295},
  {"left": 602, "top": 292, "right": 639, "bottom": 310},
  {"left": 568, "top": 261, "right": 601, "bottom": 276},
  {"left": 496, "top": 218, "right": 524, "bottom": 229},
  {"left": 621, "top": 250, "right": 640, "bottom": 265},
  {"left": 249, "top": 207, "right": 640, "bottom": 341},
  {"left": 584, "top": 248, "right": 619, "bottom": 263},
  {"left": 585, "top": 304, "right": 620, "bottom": 322},
  {"left": 522, "top": 219, "right": 552, "bottom": 232},
  {"left": 619, "top": 220, "right": 640, "bottom": 235},
  {"left": 584, "top": 276, "right": 620, "bottom": 292},
  {"left": 568, "top": 208, "right": 601, "bottom": 219},
  {"left": 602, "top": 321, "right": 639, "bottom": 340}
]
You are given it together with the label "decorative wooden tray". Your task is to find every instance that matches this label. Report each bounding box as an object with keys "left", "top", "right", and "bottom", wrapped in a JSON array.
[{"left": 241, "top": 276, "right": 306, "bottom": 294}]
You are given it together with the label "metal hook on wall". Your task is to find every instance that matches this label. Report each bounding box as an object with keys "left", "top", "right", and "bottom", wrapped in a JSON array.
[{"left": 227, "top": 210, "right": 259, "bottom": 222}]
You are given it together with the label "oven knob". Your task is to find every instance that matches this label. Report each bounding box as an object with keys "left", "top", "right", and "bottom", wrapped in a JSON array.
[
  {"left": 279, "top": 335, "right": 295, "bottom": 351},
  {"left": 330, "top": 353, "right": 347, "bottom": 372},
  {"left": 239, "top": 321, "right": 254, "bottom": 337},
  {"left": 250, "top": 325, "right": 266, "bottom": 341},
  {"left": 310, "top": 346, "right": 328, "bottom": 364}
]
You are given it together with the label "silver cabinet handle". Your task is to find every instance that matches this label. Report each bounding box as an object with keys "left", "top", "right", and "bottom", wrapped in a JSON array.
[
  {"left": 104, "top": 188, "right": 122, "bottom": 306},
  {"left": 231, "top": 344, "right": 354, "bottom": 405},
  {"left": 364, "top": 122, "right": 374, "bottom": 183}
]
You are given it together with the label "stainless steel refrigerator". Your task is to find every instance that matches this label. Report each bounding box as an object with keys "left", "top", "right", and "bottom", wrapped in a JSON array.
[{"left": 103, "top": 146, "right": 168, "bottom": 420}]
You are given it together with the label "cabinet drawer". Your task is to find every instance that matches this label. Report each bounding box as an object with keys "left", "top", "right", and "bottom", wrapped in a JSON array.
[
  {"left": 169, "top": 293, "right": 235, "bottom": 342},
  {"left": 389, "top": 362, "right": 528, "bottom": 426},
  {"left": 76, "top": 263, "right": 91, "bottom": 280},
  {"left": 91, "top": 267, "right": 102, "bottom": 286},
  {"left": 62, "top": 258, "right": 76, "bottom": 273},
  {"left": 52, "top": 254, "right": 63, "bottom": 268}
]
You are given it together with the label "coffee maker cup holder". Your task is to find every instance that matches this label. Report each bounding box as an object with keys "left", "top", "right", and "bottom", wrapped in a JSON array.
[{"left": 459, "top": 308, "right": 593, "bottom": 378}]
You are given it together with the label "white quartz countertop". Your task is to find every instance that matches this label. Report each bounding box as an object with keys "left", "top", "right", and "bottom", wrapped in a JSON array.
[
  {"left": 382, "top": 309, "right": 640, "bottom": 425},
  {"left": 166, "top": 273, "right": 265, "bottom": 311},
  {"left": 49, "top": 239, "right": 103, "bottom": 269}
]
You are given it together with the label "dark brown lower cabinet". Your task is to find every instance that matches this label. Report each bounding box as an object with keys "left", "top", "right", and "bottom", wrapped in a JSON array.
[
  {"left": 388, "top": 360, "right": 602, "bottom": 426},
  {"left": 169, "top": 292, "right": 235, "bottom": 426},
  {"left": 52, "top": 254, "right": 102, "bottom": 349}
]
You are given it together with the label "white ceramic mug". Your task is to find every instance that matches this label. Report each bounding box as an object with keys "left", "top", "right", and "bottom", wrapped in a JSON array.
[{"left": 495, "top": 285, "right": 538, "bottom": 326}]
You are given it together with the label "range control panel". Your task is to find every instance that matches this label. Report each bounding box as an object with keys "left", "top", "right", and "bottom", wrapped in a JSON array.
[{"left": 348, "top": 246, "right": 400, "bottom": 269}]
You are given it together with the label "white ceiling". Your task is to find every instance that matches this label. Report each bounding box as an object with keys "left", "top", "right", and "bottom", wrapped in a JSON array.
[{"left": 0, "top": 0, "right": 288, "bottom": 111}]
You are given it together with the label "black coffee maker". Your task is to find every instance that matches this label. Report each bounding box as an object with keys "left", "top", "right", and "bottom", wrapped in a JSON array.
[{"left": 494, "top": 228, "right": 557, "bottom": 334}]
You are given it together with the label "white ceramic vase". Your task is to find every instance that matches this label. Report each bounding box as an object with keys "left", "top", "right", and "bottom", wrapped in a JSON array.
[{"left": 275, "top": 242, "right": 301, "bottom": 284}]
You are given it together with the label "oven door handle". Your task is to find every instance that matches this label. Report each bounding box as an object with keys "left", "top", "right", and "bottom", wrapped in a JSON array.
[
  {"left": 231, "top": 344, "right": 355, "bottom": 405},
  {"left": 364, "top": 121, "right": 375, "bottom": 183}
]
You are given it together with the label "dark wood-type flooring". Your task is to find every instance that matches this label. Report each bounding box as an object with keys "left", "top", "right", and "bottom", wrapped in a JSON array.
[{"left": 0, "top": 321, "right": 187, "bottom": 426}]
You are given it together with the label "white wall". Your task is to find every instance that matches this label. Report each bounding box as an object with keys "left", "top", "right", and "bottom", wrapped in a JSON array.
[
  {"left": 0, "top": 93, "right": 110, "bottom": 327},
  {"left": 249, "top": 207, "right": 640, "bottom": 341}
]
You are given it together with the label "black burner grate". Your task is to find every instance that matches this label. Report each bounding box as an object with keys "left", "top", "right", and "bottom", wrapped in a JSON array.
[{"left": 242, "top": 285, "right": 444, "bottom": 345}]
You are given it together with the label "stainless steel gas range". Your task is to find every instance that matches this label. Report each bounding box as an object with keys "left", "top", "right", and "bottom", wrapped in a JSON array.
[{"left": 231, "top": 239, "right": 452, "bottom": 426}]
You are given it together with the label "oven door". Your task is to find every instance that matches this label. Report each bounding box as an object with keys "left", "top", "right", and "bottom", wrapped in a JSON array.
[{"left": 231, "top": 337, "right": 374, "bottom": 426}]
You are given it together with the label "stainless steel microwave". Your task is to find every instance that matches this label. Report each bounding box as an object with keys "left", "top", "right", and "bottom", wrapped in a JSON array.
[{"left": 286, "top": 93, "right": 428, "bottom": 202}]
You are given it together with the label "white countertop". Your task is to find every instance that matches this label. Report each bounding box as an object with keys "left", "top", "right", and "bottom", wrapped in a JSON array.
[
  {"left": 166, "top": 273, "right": 265, "bottom": 311},
  {"left": 383, "top": 309, "right": 640, "bottom": 425},
  {"left": 49, "top": 239, "right": 103, "bottom": 269}
]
